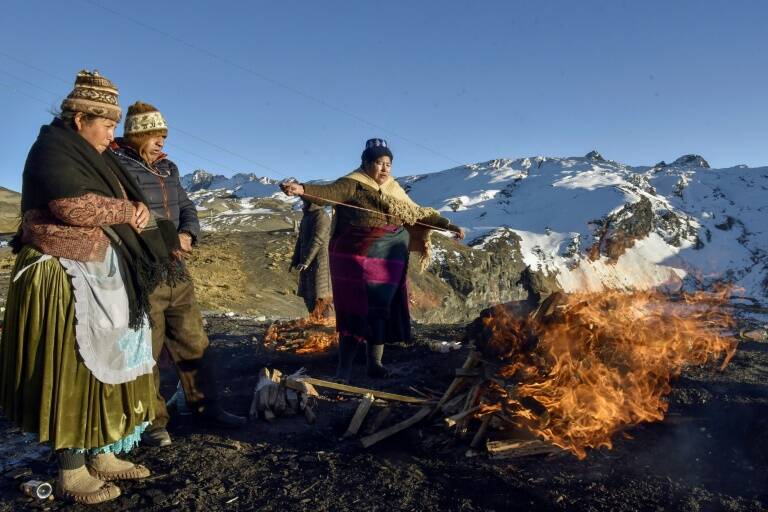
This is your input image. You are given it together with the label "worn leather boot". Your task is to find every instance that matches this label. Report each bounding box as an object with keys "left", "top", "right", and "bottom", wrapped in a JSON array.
[
  {"left": 141, "top": 427, "right": 172, "bottom": 447},
  {"left": 335, "top": 336, "right": 359, "bottom": 383},
  {"left": 194, "top": 400, "right": 247, "bottom": 429},
  {"left": 366, "top": 342, "right": 390, "bottom": 378}
]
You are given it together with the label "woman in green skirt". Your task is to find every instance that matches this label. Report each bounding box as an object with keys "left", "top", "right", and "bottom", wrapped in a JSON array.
[{"left": 0, "top": 70, "right": 182, "bottom": 504}]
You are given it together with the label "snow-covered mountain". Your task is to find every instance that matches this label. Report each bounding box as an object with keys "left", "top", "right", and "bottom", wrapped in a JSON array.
[{"left": 181, "top": 152, "right": 768, "bottom": 301}]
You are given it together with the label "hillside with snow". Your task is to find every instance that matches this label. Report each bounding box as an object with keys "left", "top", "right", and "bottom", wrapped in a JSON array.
[{"left": 181, "top": 152, "right": 768, "bottom": 303}]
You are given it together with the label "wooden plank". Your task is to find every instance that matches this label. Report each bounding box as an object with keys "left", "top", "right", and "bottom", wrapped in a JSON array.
[
  {"left": 363, "top": 407, "right": 392, "bottom": 435},
  {"left": 430, "top": 351, "right": 481, "bottom": 418},
  {"left": 456, "top": 383, "right": 483, "bottom": 436},
  {"left": 286, "top": 376, "right": 427, "bottom": 404},
  {"left": 343, "top": 393, "right": 375, "bottom": 438},
  {"left": 360, "top": 407, "right": 431, "bottom": 448},
  {"left": 486, "top": 439, "right": 561, "bottom": 459},
  {"left": 440, "top": 391, "right": 469, "bottom": 415},
  {"left": 444, "top": 404, "right": 482, "bottom": 428},
  {"left": 470, "top": 416, "right": 492, "bottom": 449}
]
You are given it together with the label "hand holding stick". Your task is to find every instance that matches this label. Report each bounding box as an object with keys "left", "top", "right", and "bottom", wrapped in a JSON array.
[{"left": 280, "top": 181, "right": 305, "bottom": 196}]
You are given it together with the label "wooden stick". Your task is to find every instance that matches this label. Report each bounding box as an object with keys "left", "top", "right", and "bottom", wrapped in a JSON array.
[
  {"left": 407, "top": 386, "right": 432, "bottom": 399},
  {"left": 364, "top": 407, "right": 392, "bottom": 435},
  {"left": 431, "top": 350, "right": 481, "bottom": 418},
  {"left": 456, "top": 383, "right": 483, "bottom": 436},
  {"left": 470, "top": 416, "right": 492, "bottom": 449},
  {"left": 286, "top": 376, "right": 427, "bottom": 404},
  {"left": 444, "top": 405, "right": 482, "bottom": 428},
  {"left": 486, "top": 439, "right": 561, "bottom": 459},
  {"left": 441, "top": 391, "right": 470, "bottom": 415},
  {"left": 343, "top": 394, "right": 375, "bottom": 438},
  {"left": 360, "top": 407, "right": 431, "bottom": 448}
]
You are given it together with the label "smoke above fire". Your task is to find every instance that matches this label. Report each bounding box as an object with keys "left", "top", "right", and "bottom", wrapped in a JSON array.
[{"left": 478, "top": 290, "right": 737, "bottom": 459}]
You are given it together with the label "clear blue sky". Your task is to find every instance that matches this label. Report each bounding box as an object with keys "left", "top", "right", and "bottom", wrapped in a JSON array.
[{"left": 1, "top": 0, "right": 766, "bottom": 192}]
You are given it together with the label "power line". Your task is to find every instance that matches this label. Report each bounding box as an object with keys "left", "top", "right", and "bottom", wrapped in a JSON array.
[
  {"left": 79, "top": 0, "right": 464, "bottom": 167},
  {"left": 0, "top": 81, "right": 53, "bottom": 108},
  {"left": 164, "top": 141, "right": 246, "bottom": 175},
  {"left": 0, "top": 60, "right": 295, "bottom": 178},
  {"left": 169, "top": 125, "right": 288, "bottom": 178},
  {"left": 0, "top": 50, "right": 70, "bottom": 85}
]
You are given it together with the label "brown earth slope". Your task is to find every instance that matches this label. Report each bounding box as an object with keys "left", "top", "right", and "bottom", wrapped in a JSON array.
[{"left": 0, "top": 187, "right": 20, "bottom": 234}]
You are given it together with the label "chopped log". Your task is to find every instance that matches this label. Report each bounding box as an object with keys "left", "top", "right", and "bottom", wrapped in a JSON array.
[
  {"left": 343, "top": 393, "right": 375, "bottom": 438},
  {"left": 249, "top": 368, "right": 271, "bottom": 418},
  {"left": 364, "top": 407, "right": 392, "bottom": 435},
  {"left": 304, "top": 404, "right": 316, "bottom": 424},
  {"left": 286, "top": 376, "right": 426, "bottom": 404},
  {"left": 470, "top": 416, "right": 492, "bottom": 449},
  {"left": 257, "top": 368, "right": 273, "bottom": 413},
  {"left": 441, "top": 391, "right": 469, "bottom": 415},
  {"left": 456, "top": 383, "right": 483, "bottom": 436},
  {"left": 270, "top": 369, "right": 284, "bottom": 411},
  {"left": 455, "top": 368, "right": 481, "bottom": 377},
  {"left": 430, "top": 350, "right": 481, "bottom": 418},
  {"left": 486, "top": 439, "right": 561, "bottom": 459},
  {"left": 360, "top": 407, "right": 431, "bottom": 448},
  {"left": 444, "top": 405, "right": 482, "bottom": 428},
  {"left": 286, "top": 389, "right": 299, "bottom": 413}
]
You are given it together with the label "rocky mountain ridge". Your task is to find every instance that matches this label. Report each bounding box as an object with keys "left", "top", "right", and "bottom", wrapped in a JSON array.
[{"left": 179, "top": 151, "right": 768, "bottom": 320}]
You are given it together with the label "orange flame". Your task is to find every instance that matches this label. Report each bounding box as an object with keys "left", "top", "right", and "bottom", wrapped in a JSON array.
[
  {"left": 480, "top": 290, "right": 737, "bottom": 459},
  {"left": 265, "top": 299, "right": 338, "bottom": 354}
]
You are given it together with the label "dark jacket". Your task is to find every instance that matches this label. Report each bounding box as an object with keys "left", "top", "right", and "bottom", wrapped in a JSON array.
[
  {"left": 302, "top": 178, "right": 453, "bottom": 235},
  {"left": 291, "top": 203, "right": 332, "bottom": 309},
  {"left": 110, "top": 140, "right": 200, "bottom": 242}
]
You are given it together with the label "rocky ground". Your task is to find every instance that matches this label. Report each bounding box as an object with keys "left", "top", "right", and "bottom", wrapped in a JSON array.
[{"left": 0, "top": 316, "right": 767, "bottom": 511}]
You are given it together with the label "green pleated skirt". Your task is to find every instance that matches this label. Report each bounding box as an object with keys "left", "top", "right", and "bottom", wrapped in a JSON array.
[{"left": 0, "top": 246, "right": 155, "bottom": 451}]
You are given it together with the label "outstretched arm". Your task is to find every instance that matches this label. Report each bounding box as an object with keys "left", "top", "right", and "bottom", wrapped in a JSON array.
[{"left": 281, "top": 178, "right": 357, "bottom": 206}]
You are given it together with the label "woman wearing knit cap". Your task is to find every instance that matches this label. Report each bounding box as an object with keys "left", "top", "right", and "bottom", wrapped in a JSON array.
[
  {"left": 281, "top": 139, "right": 464, "bottom": 382},
  {"left": 111, "top": 101, "right": 245, "bottom": 448},
  {"left": 0, "top": 70, "right": 181, "bottom": 504}
]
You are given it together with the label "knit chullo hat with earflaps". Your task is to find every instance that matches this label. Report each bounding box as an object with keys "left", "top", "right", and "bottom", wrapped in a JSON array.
[
  {"left": 122, "top": 101, "right": 168, "bottom": 149},
  {"left": 60, "top": 70, "right": 122, "bottom": 122}
]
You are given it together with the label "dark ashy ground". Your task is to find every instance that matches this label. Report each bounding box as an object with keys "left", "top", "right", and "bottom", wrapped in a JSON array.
[{"left": 1, "top": 317, "right": 767, "bottom": 511}]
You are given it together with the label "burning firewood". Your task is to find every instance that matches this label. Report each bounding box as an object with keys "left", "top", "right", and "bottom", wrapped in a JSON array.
[
  {"left": 263, "top": 304, "right": 338, "bottom": 354},
  {"left": 444, "top": 289, "right": 738, "bottom": 459}
]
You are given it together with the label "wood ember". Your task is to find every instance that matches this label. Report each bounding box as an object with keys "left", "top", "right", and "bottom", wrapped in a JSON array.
[{"left": 263, "top": 308, "right": 338, "bottom": 354}]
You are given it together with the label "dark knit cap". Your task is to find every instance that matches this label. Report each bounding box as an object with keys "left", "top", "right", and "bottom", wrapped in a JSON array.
[{"left": 361, "top": 138, "right": 393, "bottom": 163}]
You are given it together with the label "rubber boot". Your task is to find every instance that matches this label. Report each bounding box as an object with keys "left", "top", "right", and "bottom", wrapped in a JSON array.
[
  {"left": 366, "top": 342, "right": 390, "bottom": 378},
  {"left": 335, "top": 336, "right": 359, "bottom": 383}
]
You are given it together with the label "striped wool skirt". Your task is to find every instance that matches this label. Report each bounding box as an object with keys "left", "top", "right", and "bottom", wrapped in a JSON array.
[{"left": 328, "top": 224, "right": 411, "bottom": 344}]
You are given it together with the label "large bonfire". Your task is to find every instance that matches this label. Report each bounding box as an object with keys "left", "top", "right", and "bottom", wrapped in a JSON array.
[{"left": 469, "top": 290, "right": 737, "bottom": 459}]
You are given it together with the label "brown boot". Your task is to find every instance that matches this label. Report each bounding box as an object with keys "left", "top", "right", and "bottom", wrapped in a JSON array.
[
  {"left": 87, "top": 452, "right": 151, "bottom": 481},
  {"left": 57, "top": 465, "right": 121, "bottom": 505}
]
